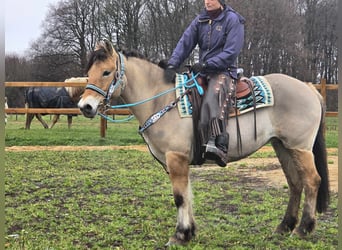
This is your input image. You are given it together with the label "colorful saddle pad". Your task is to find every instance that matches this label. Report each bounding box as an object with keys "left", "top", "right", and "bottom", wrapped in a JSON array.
[
  {"left": 175, "top": 74, "right": 274, "bottom": 118},
  {"left": 236, "top": 76, "right": 274, "bottom": 115}
]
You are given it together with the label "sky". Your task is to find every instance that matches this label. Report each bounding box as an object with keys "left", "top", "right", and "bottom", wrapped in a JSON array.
[{"left": 5, "top": 0, "right": 59, "bottom": 55}]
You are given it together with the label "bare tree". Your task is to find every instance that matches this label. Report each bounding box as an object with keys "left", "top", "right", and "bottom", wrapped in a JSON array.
[
  {"left": 19, "top": 0, "right": 337, "bottom": 84},
  {"left": 100, "top": 0, "right": 146, "bottom": 50},
  {"left": 39, "top": 0, "right": 101, "bottom": 71},
  {"left": 141, "top": 0, "right": 201, "bottom": 60},
  {"left": 5, "top": 54, "right": 31, "bottom": 107}
]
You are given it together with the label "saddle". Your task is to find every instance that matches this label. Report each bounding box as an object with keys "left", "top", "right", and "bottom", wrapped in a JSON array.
[
  {"left": 235, "top": 77, "right": 254, "bottom": 99},
  {"left": 193, "top": 75, "right": 254, "bottom": 118},
  {"left": 194, "top": 74, "right": 254, "bottom": 101}
]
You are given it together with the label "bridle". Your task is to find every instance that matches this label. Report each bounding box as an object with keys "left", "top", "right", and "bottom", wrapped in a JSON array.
[
  {"left": 83, "top": 50, "right": 204, "bottom": 130},
  {"left": 85, "top": 52, "right": 126, "bottom": 105}
]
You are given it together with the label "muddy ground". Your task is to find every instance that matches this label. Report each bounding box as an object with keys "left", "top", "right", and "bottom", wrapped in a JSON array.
[{"left": 6, "top": 145, "right": 338, "bottom": 192}]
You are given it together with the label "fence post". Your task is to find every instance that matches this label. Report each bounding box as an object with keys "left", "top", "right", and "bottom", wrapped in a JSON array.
[
  {"left": 320, "top": 78, "right": 327, "bottom": 103},
  {"left": 100, "top": 116, "right": 106, "bottom": 138}
]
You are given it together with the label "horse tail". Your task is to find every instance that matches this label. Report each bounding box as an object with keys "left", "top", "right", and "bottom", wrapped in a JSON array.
[{"left": 313, "top": 102, "right": 330, "bottom": 213}]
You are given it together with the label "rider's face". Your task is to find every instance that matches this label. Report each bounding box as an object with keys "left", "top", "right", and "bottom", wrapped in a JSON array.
[{"left": 204, "top": 0, "right": 222, "bottom": 11}]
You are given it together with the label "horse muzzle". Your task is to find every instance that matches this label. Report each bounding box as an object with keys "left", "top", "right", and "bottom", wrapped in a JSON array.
[{"left": 78, "top": 97, "right": 99, "bottom": 118}]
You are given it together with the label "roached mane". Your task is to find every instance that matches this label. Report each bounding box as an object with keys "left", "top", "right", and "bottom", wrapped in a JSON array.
[{"left": 86, "top": 46, "right": 164, "bottom": 74}]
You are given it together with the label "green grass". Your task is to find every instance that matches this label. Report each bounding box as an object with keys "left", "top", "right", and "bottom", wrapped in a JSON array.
[
  {"left": 4, "top": 115, "right": 338, "bottom": 249},
  {"left": 5, "top": 150, "right": 337, "bottom": 249},
  {"left": 5, "top": 115, "right": 144, "bottom": 146},
  {"left": 325, "top": 117, "right": 339, "bottom": 148}
]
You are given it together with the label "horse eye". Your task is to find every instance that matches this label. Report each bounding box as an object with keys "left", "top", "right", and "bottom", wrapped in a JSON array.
[{"left": 103, "top": 71, "right": 111, "bottom": 77}]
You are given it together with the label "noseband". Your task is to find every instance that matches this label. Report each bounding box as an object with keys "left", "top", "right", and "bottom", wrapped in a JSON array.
[{"left": 85, "top": 52, "right": 126, "bottom": 104}]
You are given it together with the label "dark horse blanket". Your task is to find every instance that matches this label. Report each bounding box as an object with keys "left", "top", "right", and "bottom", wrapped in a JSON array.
[{"left": 25, "top": 87, "right": 77, "bottom": 113}]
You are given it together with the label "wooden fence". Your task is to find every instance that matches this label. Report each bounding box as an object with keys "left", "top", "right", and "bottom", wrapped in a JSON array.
[
  {"left": 4, "top": 81, "right": 131, "bottom": 137},
  {"left": 312, "top": 79, "right": 338, "bottom": 117},
  {"left": 5, "top": 79, "right": 338, "bottom": 137}
]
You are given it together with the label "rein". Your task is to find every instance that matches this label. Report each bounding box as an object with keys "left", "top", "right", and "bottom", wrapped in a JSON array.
[
  {"left": 86, "top": 53, "right": 202, "bottom": 126},
  {"left": 137, "top": 73, "right": 202, "bottom": 134}
]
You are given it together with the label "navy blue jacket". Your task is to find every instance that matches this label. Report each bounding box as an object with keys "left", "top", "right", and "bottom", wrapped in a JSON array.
[{"left": 168, "top": 5, "right": 245, "bottom": 78}]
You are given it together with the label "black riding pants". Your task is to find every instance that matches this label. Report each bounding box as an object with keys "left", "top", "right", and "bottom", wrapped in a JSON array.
[{"left": 199, "top": 73, "right": 232, "bottom": 144}]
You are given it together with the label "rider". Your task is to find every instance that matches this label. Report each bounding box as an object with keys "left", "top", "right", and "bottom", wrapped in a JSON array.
[{"left": 165, "top": 0, "right": 245, "bottom": 166}]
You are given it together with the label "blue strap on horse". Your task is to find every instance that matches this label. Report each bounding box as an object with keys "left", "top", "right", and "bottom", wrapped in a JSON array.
[
  {"left": 180, "top": 73, "right": 204, "bottom": 96},
  {"left": 138, "top": 72, "right": 202, "bottom": 134},
  {"left": 97, "top": 69, "right": 202, "bottom": 126},
  {"left": 106, "top": 53, "right": 126, "bottom": 103},
  {"left": 98, "top": 112, "right": 135, "bottom": 123}
]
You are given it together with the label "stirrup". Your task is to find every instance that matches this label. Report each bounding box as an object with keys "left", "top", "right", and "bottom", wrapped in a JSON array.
[{"left": 204, "top": 141, "right": 227, "bottom": 167}]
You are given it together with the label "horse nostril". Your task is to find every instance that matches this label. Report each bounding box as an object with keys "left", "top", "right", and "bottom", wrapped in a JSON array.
[
  {"left": 85, "top": 104, "right": 93, "bottom": 111},
  {"left": 79, "top": 103, "right": 92, "bottom": 113}
]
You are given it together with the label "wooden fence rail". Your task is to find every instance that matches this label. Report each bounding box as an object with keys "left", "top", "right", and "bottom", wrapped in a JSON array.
[
  {"left": 5, "top": 81, "right": 87, "bottom": 87},
  {"left": 4, "top": 81, "right": 132, "bottom": 137},
  {"left": 5, "top": 108, "right": 131, "bottom": 115},
  {"left": 5, "top": 79, "right": 338, "bottom": 137}
]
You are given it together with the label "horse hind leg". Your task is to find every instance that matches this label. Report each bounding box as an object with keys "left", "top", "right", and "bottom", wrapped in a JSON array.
[
  {"left": 49, "top": 115, "right": 60, "bottom": 128},
  {"left": 36, "top": 114, "right": 49, "bottom": 129},
  {"left": 25, "top": 113, "right": 34, "bottom": 129},
  {"left": 291, "top": 149, "right": 321, "bottom": 237},
  {"left": 272, "top": 139, "right": 321, "bottom": 237},
  {"left": 165, "top": 151, "right": 195, "bottom": 246},
  {"left": 271, "top": 139, "right": 303, "bottom": 234}
]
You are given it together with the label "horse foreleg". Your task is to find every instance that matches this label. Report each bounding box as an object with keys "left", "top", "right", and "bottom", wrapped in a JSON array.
[
  {"left": 50, "top": 115, "right": 60, "bottom": 129},
  {"left": 291, "top": 149, "right": 321, "bottom": 237},
  {"left": 67, "top": 115, "right": 72, "bottom": 129},
  {"left": 36, "top": 114, "right": 49, "bottom": 129},
  {"left": 165, "top": 151, "right": 195, "bottom": 246},
  {"left": 272, "top": 139, "right": 303, "bottom": 234},
  {"left": 25, "top": 114, "right": 34, "bottom": 129}
]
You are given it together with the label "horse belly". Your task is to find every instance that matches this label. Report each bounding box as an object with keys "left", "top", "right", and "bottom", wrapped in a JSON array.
[{"left": 227, "top": 108, "right": 274, "bottom": 161}]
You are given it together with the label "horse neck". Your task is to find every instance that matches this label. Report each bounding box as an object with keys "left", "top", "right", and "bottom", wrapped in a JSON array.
[
  {"left": 65, "top": 86, "right": 84, "bottom": 103},
  {"left": 121, "top": 57, "right": 175, "bottom": 123}
]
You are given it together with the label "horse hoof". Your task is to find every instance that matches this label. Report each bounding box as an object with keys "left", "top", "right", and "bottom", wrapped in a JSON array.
[
  {"left": 165, "top": 236, "right": 187, "bottom": 247},
  {"left": 165, "top": 240, "right": 175, "bottom": 247},
  {"left": 291, "top": 228, "right": 308, "bottom": 238},
  {"left": 274, "top": 218, "right": 297, "bottom": 235},
  {"left": 274, "top": 224, "right": 292, "bottom": 235}
]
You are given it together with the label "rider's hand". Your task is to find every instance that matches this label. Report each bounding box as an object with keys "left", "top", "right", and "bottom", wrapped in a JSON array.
[
  {"left": 191, "top": 62, "right": 207, "bottom": 75},
  {"left": 164, "top": 65, "right": 177, "bottom": 83}
]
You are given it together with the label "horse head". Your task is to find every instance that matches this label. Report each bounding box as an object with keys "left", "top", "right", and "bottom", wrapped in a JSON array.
[{"left": 78, "top": 39, "right": 126, "bottom": 118}]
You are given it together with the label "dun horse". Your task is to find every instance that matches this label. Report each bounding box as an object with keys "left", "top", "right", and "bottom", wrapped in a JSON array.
[
  {"left": 78, "top": 40, "right": 329, "bottom": 245},
  {"left": 25, "top": 77, "right": 86, "bottom": 129}
]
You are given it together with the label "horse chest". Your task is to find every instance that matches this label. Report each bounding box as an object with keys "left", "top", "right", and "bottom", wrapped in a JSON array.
[{"left": 140, "top": 133, "right": 167, "bottom": 165}]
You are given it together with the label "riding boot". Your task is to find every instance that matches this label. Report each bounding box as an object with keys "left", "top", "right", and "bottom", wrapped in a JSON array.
[
  {"left": 216, "top": 132, "right": 229, "bottom": 153},
  {"left": 199, "top": 74, "right": 231, "bottom": 167},
  {"left": 205, "top": 133, "right": 228, "bottom": 167}
]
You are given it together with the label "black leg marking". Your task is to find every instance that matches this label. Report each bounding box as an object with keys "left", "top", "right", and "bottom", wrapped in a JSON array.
[{"left": 174, "top": 194, "right": 184, "bottom": 208}]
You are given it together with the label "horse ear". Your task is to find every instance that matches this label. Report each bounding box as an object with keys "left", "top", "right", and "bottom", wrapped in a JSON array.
[
  {"left": 95, "top": 39, "right": 115, "bottom": 55},
  {"left": 95, "top": 40, "right": 104, "bottom": 50},
  {"left": 103, "top": 39, "right": 114, "bottom": 55}
]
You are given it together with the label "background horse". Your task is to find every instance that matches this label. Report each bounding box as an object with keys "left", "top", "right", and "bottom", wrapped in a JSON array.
[
  {"left": 25, "top": 77, "right": 86, "bottom": 129},
  {"left": 78, "top": 40, "right": 329, "bottom": 246}
]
